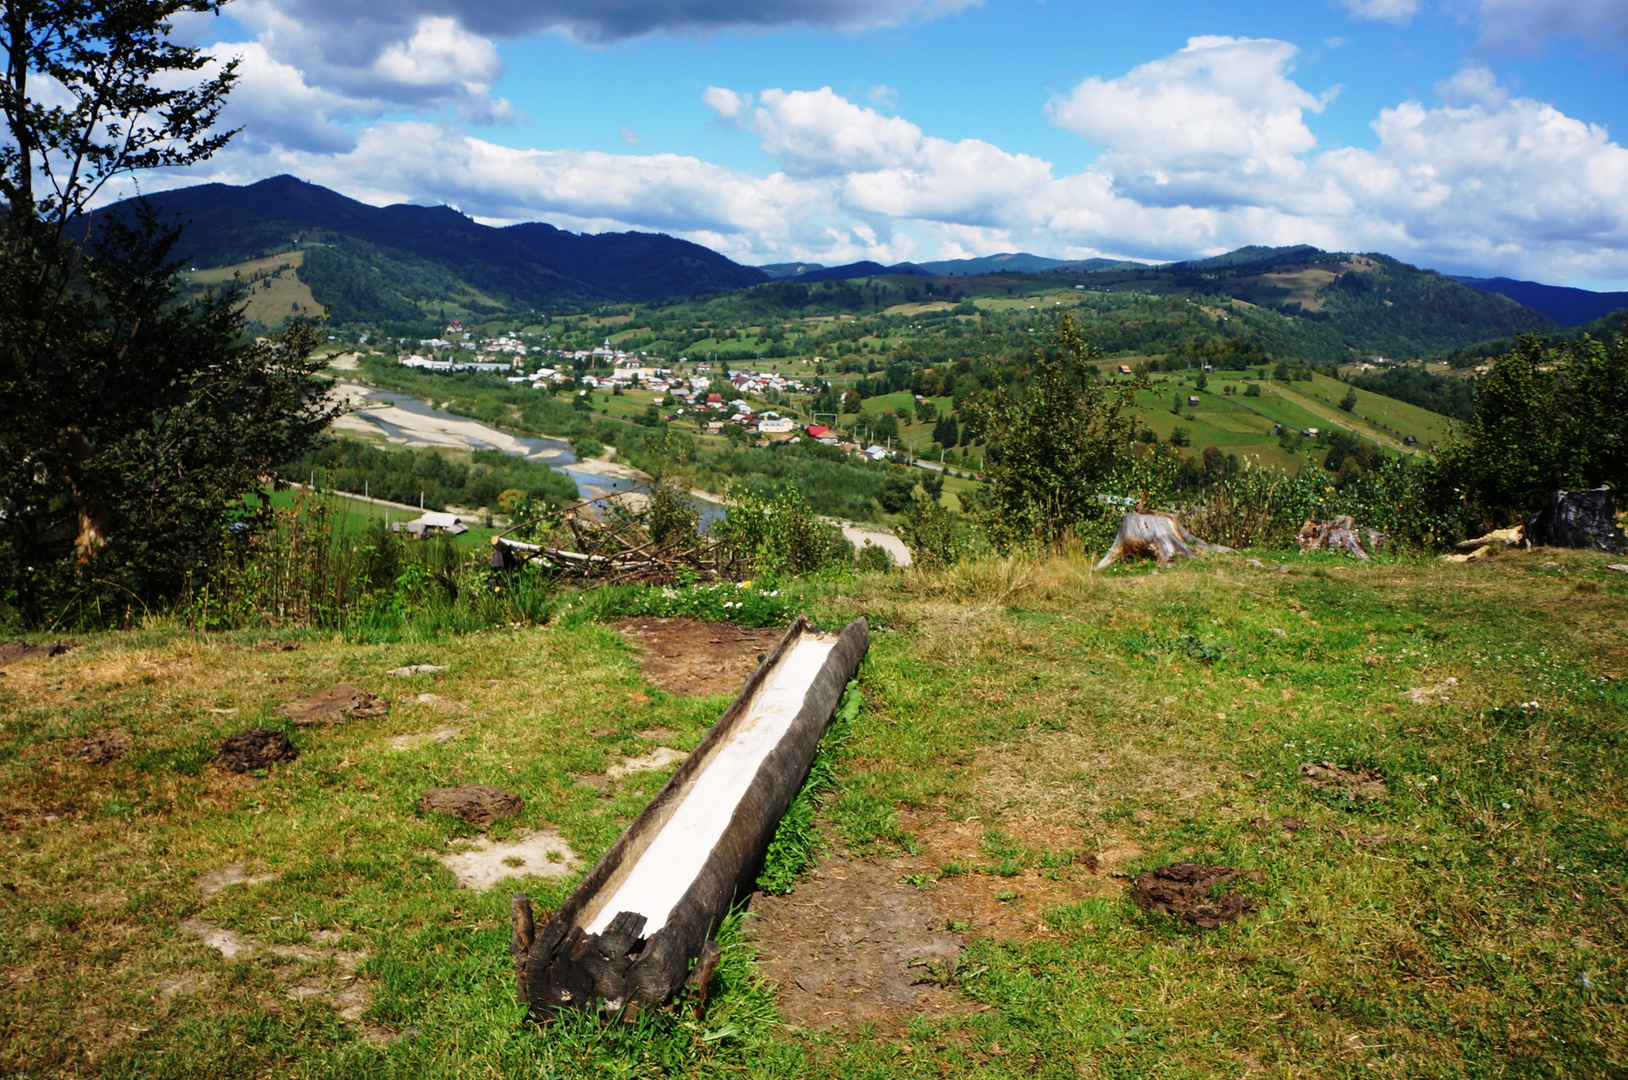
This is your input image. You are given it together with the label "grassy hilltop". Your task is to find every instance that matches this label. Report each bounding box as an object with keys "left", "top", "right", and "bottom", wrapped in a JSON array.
[{"left": 3, "top": 548, "right": 1625, "bottom": 1078}]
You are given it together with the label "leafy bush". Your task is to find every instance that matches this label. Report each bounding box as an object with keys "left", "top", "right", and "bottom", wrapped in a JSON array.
[{"left": 712, "top": 484, "right": 845, "bottom": 575}]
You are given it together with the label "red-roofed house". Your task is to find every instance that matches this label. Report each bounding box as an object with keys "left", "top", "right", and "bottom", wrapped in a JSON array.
[{"left": 805, "top": 424, "right": 831, "bottom": 440}]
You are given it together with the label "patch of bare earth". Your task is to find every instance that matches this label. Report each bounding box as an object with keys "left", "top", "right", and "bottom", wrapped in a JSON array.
[
  {"left": 610, "top": 617, "right": 784, "bottom": 696},
  {"left": 750, "top": 811, "right": 1133, "bottom": 1031},
  {"left": 437, "top": 829, "right": 579, "bottom": 890}
]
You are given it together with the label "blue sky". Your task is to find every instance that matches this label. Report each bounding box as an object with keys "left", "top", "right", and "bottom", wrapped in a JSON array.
[{"left": 145, "top": 0, "right": 1628, "bottom": 287}]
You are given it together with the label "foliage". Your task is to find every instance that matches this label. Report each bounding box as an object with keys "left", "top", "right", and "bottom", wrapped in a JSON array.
[
  {"left": 0, "top": 1, "right": 344, "bottom": 627},
  {"left": 289, "top": 438, "right": 577, "bottom": 514},
  {"left": 1349, "top": 364, "right": 1475, "bottom": 420},
  {"left": 711, "top": 483, "right": 845, "bottom": 575},
  {"left": 968, "top": 315, "right": 1147, "bottom": 549},
  {"left": 1429, "top": 330, "right": 1628, "bottom": 528},
  {"left": 895, "top": 492, "right": 968, "bottom": 570}
]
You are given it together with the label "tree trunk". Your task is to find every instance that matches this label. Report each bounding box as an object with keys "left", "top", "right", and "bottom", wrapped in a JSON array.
[
  {"left": 511, "top": 614, "right": 869, "bottom": 1018},
  {"left": 1295, "top": 515, "right": 1371, "bottom": 560},
  {"left": 1525, "top": 487, "right": 1621, "bottom": 553}
]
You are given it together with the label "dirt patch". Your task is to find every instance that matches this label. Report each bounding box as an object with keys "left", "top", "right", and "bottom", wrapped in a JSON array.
[
  {"left": 387, "top": 664, "right": 446, "bottom": 676},
  {"left": 750, "top": 859, "right": 971, "bottom": 1030},
  {"left": 388, "top": 726, "right": 462, "bottom": 751},
  {"left": 437, "top": 829, "right": 578, "bottom": 890},
  {"left": 254, "top": 639, "right": 301, "bottom": 652},
  {"left": 0, "top": 641, "right": 74, "bottom": 667},
  {"left": 1129, "top": 863, "right": 1262, "bottom": 929},
  {"left": 215, "top": 728, "right": 298, "bottom": 773},
  {"left": 180, "top": 919, "right": 369, "bottom": 1018},
  {"left": 1327, "top": 825, "right": 1394, "bottom": 847},
  {"left": 750, "top": 824, "right": 1121, "bottom": 1030},
  {"left": 1299, "top": 761, "right": 1389, "bottom": 801},
  {"left": 197, "top": 863, "right": 279, "bottom": 900},
  {"left": 606, "top": 747, "right": 687, "bottom": 780},
  {"left": 611, "top": 617, "right": 784, "bottom": 696},
  {"left": 278, "top": 684, "right": 388, "bottom": 727},
  {"left": 61, "top": 728, "right": 131, "bottom": 765},
  {"left": 1403, "top": 677, "right": 1458, "bottom": 704},
  {"left": 418, "top": 783, "right": 522, "bottom": 828}
]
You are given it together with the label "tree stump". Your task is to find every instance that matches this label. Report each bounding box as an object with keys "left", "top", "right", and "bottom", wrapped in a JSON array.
[
  {"left": 1095, "top": 513, "right": 1227, "bottom": 570},
  {"left": 1296, "top": 515, "right": 1370, "bottom": 559},
  {"left": 1525, "top": 487, "right": 1621, "bottom": 553}
]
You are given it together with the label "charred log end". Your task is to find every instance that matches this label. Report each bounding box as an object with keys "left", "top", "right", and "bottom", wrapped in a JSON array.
[{"left": 511, "top": 894, "right": 535, "bottom": 987}]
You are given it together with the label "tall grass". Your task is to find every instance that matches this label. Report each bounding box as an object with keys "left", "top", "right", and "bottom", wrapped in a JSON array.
[{"left": 163, "top": 490, "right": 557, "bottom": 639}]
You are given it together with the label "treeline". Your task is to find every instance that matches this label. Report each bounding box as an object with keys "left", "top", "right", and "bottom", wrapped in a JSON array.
[
  {"left": 1347, "top": 365, "right": 1475, "bottom": 420},
  {"left": 288, "top": 439, "right": 578, "bottom": 513}
]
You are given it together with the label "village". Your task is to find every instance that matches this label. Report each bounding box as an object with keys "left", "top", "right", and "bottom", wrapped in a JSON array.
[{"left": 395, "top": 323, "right": 909, "bottom": 462}]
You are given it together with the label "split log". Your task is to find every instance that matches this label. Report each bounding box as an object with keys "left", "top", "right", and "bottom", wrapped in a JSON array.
[
  {"left": 1525, "top": 487, "right": 1621, "bottom": 553},
  {"left": 1296, "top": 515, "right": 1370, "bottom": 560},
  {"left": 511, "top": 614, "right": 869, "bottom": 1018},
  {"left": 1095, "top": 512, "right": 1230, "bottom": 570},
  {"left": 1453, "top": 524, "right": 1525, "bottom": 553}
]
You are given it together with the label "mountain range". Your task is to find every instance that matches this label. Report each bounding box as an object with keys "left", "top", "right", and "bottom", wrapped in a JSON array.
[{"left": 92, "top": 176, "right": 1627, "bottom": 341}]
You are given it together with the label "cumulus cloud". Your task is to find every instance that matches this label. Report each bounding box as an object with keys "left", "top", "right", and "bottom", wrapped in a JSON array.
[
  {"left": 129, "top": 41, "right": 1628, "bottom": 285},
  {"left": 1048, "top": 36, "right": 1337, "bottom": 209}
]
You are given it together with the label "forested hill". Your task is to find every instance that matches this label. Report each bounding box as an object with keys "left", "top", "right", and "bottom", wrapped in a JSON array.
[{"left": 91, "top": 176, "right": 767, "bottom": 317}]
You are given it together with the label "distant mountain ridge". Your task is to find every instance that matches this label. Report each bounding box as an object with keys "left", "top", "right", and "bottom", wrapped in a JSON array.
[
  {"left": 1451, "top": 276, "right": 1628, "bottom": 329},
  {"left": 93, "top": 175, "right": 767, "bottom": 320}
]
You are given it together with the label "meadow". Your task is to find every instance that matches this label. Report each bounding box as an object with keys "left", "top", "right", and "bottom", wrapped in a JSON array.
[{"left": 2, "top": 544, "right": 1624, "bottom": 1078}]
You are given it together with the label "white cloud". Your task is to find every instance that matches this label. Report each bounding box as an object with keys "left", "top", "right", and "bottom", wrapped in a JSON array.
[
  {"left": 1338, "top": 0, "right": 1422, "bottom": 24},
  {"left": 128, "top": 42, "right": 1628, "bottom": 286},
  {"left": 1048, "top": 36, "right": 1336, "bottom": 209},
  {"left": 374, "top": 17, "right": 501, "bottom": 93}
]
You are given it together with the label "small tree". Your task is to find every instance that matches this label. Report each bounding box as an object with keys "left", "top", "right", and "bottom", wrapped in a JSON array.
[
  {"left": 1339, "top": 387, "right": 1358, "bottom": 412},
  {"left": 966, "top": 315, "right": 1147, "bottom": 548}
]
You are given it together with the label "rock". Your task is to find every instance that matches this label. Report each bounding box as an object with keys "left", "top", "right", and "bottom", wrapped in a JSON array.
[
  {"left": 215, "top": 728, "right": 298, "bottom": 773},
  {"left": 278, "top": 684, "right": 388, "bottom": 727},
  {"left": 1526, "top": 487, "right": 1621, "bottom": 553},
  {"left": 418, "top": 783, "right": 523, "bottom": 827},
  {"left": 62, "top": 728, "right": 131, "bottom": 764}
]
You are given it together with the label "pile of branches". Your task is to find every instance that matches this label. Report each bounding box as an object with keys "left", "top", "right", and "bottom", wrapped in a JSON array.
[{"left": 489, "top": 486, "right": 742, "bottom": 585}]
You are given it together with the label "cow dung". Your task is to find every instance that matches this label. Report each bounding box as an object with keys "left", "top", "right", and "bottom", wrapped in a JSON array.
[
  {"left": 62, "top": 728, "right": 132, "bottom": 765},
  {"left": 1299, "top": 760, "right": 1389, "bottom": 801},
  {"left": 216, "top": 728, "right": 298, "bottom": 773},
  {"left": 278, "top": 684, "right": 388, "bottom": 727},
  {"left": 418, "top": 783, "right": 523, "bottom": 828},
  {"left": 1129, "top": 863, "right": 1262, "bottom": 929}
]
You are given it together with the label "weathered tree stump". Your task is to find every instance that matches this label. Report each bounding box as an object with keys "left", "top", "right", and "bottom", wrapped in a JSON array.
[
  {"left": 1296, "top": 515, "right": 1371, "bottom": 559},
  {"left": 1526, "top": 487, "right": 1621, "bottom": 553},
  {"left": 511, "top": 615, "right": 869, "bottom": 1018},
  {"left": 1095, "top": 512, "right": 1229, "bottom": 570}
]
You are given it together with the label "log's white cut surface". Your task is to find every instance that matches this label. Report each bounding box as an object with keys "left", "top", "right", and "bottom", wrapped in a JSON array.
[{"left": 583, "top": 632, "right": 838, "bottom": 936}]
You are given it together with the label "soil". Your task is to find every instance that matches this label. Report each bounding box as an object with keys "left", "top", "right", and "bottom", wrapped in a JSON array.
[
  {"left": 215, "top": 728, "right": 299, "bottom": 773},
  {"left": 749, "top": 814, "right": 1125, "bottom": 1030},
  {"left": 1129, "top": 863, "right": 1263, "bottom": 929},
  {"left": 0, "top": 641, "right": 73, "bottom": 668},
  {"left": 278, "top": 684, "right": 388, "bottom": 727},
  {"left": 197, "top": 863, "right": 279, "bottom": 900},
  {"left": 418, "top": 783, "right": 523, "bottom": 828},
  {"left": 605, "top": 747, "right": 687, "bottom": 780},
  {"left": 437, "top": 829, "right": 578, "bottom": 890},
  {"left": 61, "top": 728, "right": 131, "bottom": 765},
  {"left": 611, "top": 617, "right": 785, "bottom": 697},
  {"left": 1299, "top": 760, "right": 1389, "bottom": 801}
]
